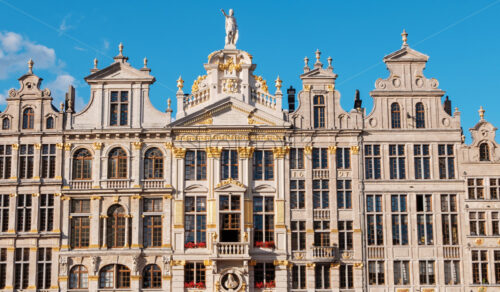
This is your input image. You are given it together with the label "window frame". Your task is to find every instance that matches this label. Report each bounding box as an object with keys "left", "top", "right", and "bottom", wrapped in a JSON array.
[
  {"left": 184, "top": 195, "right": 207, "bottom": 247},
  {"left": 391, "top": 102, "right": 401, "bottom": 128},
  {"left": 415, "top": 102, "right": 425, "bottom": 128},
  {"left": 313, "top": 95, "right": 326, "bottom": 128},
  {"left": 109, "top": 91, "right": 129, "bottom": 126},
  {"left": 22, "top": 108, "right": 34, "bottom": 129},
  {"left": 72, "top": 148, "right": 92, "bottom": 180},
  {"left": 108, "top": 148, "right": 128, "bottom": 179},
  {"left": 389, "top": 144, "right": 405, "bottom": 179},
  {"left": 144, "top": 148, "right": 164, "bottom": 179},
  {"left": 221, "top": 150, "right": 238, "bottom": 180},
  {"left": 185, "top": 150, "right": 207, "bottom": 181}
]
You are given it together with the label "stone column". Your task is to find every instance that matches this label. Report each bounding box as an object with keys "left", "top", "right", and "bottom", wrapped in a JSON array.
[
  {"left": 101, "top": 216, "right": 108, "bottom": 248},
  {"left": 124, "top": 214, "right": 130, "bottom": 248},
  {"left": 273, "top": 146, "right": 288, "bottom": 251},
  {"left": 5, "top": 247, "right": 15, "bottom": 290},
  {"left": 90, "top": 196, "right": 102, "bottom": 249},
  {"left": 163, "top": 195, "right": 172, "bottom": 249},
  {"left": 350, "top": 146, "right": 363, "bottom": 259},
  {"left": 54, "top": 141, "right": 63, "bottom": 181},
  {"left": 130, "top": 275, "right": 141, "bottom": 290},
  {"left": 306, "top": 263, "right": 315, "bottom": 291},
  {"left": 131, "top": 142, "right": 142, "bottom": 187},
  {"left": 274, "top": 261, "right": 288, "bottom": 290},
  {"left": 92, "top": 142, "right": 103, "bottom": 188},
  {"left": 10, "top": 144, "right": 19, "bottom": 180},
  {"left": 52, "top": 193, "right": 62, "bottom": 233},
  {"left": 172, "top": 147, "right": 186, "bottom": 251},
  {"left": 33, "top": 143, "right": 41, "bottom": 180},
  {"left": 206, "top": 147, "right": 222, "bottom": 249},
  {"left": 28, "top": 247, "right": 37, "bottom": 289},
  {"left": 304, "top": 146, "right": 314, "bottom": 259},
  {"left": 7, "top": 194, "right": 16, "bottom": 233},
  {"left": 171, "top": 262, "right": 185, "bottom": 291},
  {"left": 30, "top": 193, "right": 39, "bottom": 233},
  {"left": 131, "top": 196, "right": 142, "bottom": 248},
  {"left": 60, "top": 196, "right": 71, "bottom": 249},
  {"left": 238, "top": 147, "right": 254, "bottom": 245},
  {"left": 62, "top": 143, "right": 72, "bottom": 186},
  {"left": 328, "top": 146, "right": 338, "bottom": 248}
]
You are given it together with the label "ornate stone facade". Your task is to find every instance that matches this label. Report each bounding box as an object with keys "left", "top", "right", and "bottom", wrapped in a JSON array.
[{"left": 0, "top": 19, "right": 497, "bottom": 292}]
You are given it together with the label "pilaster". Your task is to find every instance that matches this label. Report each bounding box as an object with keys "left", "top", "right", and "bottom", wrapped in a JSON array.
[
  {"left": 30, "top": 193, "right": 39, "bottom": 233},
  {"left": 92, "top": 142, "right": 103, "bottom": 187},
  {"left": 33, "top": 143, "right": 41, "bottom": 180},
  {"left": 90, "top": 196, "right": 101, "bottom": 248},
  {"left": 131, "top": 141, "right": 142, "bottom": 187}
]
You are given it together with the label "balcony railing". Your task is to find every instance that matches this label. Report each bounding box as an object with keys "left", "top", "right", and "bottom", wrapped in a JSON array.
[
  {"left": 141, "top": 179, "right": 165, "bottom": 189},
  {"left": 104, "top": 179, "right": 131, "bottom": 189},
  {"left": 313, "top": 209, "right": 330, "bottom": 220},
  {"left": 443, "top": 246, "right": 460, "bottom": 258},
  {"left": 312, "top": 246, "right": 336, "bottom": 259},
  {"left": 214, "top": 242, "right": 249, "bottom": 257},
  {"left": 70, "top": 180, "right": 92, "bottom": 190},
  {"left": 312, "top": 169, "right": 329, "bottom": 179},
  {"left": 367, "top": 247, "right": 384, "bottom": 259}
]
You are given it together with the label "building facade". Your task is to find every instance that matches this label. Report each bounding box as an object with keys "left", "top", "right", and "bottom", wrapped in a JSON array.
[{"left": 0, "top": 25, "right": 498, "bottom": 292}]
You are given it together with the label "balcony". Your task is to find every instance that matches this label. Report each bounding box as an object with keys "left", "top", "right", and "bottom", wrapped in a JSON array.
[
  {"left": 312, "top": 246, "right": 336, "bottom": 259},
  {"left": 213, "top": 242, "right": 249, "bottom": 258},
  {"left": 313, "top": 209, "right": 330, "bottom": 220},
  {"left": 70, "top": 180, "right": 92, "bottom": 190},
  {"left": 141, "top": 179, "right": 165, "bottom": 189},
  {"left": 312, "top": 169, "right": 329, "bottom": 179}
]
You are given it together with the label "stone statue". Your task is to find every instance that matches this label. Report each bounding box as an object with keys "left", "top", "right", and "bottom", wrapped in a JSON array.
[
  {"left": 221, "top": 8, "right": 238, "bottom": 48},
  {"left": 224, "top": 273, "right": 239, "bottom": 289}
]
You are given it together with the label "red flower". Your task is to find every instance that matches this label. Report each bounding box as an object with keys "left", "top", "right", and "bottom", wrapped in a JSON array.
[
  {"left": 184, "top": 281, "right": 195, "bottom": 288},
  {"left": 255, "top": 241, "right": 263, "bottom": 247},
  {"left": 265, "top": 280, "right": 276, "bottom": 288},
  {"left": 255, "top": 281, "right": 264, "bottom": 288},
  {"left": 264, "top": 241, "right": 275, "bottom": 248},
  {"left": 184, "top": 242, "right": 196, "bottom": 249},
  {"left": 196, "top": 281, "right": 205, "bottom": 289},
  {"left": 196, "top": 242, "right": 206, "bottom": 248}
]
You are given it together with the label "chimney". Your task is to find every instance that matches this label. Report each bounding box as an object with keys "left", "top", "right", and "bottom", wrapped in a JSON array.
[
  {"left": 354, "top": 89, "right": 362, "bottom": 109},
  {"left": 287, "top": 86, "right": 296, "bottom": 112},
  {"left": 444, "top": 95, "right": 452, "bottom": 115}
]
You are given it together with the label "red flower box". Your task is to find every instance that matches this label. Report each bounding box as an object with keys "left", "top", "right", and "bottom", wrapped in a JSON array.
[
  {"left": 265, "top": 280, "right": 276, "bottom": 288},
  {"left": 255, "top": 281, "right": 264, "bottom": 288},
  {"left": 196, "top": 242, "right": 206, "bottom": 248},
  {"left": 196, "top": 281, "right": 205, "bottom": 289},
  {"left": 255, "top": 241, "right": 275, "bottom": 248},
  {"left": 255, "top": 241, "right": 264, "bottom": 247},
  {"left": 184, "top": 281, "right": 195, "bottom": 288}
]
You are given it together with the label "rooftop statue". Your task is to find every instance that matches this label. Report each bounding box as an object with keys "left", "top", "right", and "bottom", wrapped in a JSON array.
[{"left": 221, "top": 8, "right": 238, "bottom": 49}]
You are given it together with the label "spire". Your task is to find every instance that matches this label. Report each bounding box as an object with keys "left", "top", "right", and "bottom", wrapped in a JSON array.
[
  {"left": 354, "top": 89, "right": 362, "bottom": 109},
  {"left": 401, "top": 29, "right": 408, "bottom": 48},
  {"left": 479, "top": 106, "right": 485, "bottom": 121},
  {"left": 28, "top": 58, "right": 34, "bottom": 74},
  {"left": 91, "top": 58, "right": 99, "bottom": 73},
  {"left": 94, "top": 58, "right": 98, "bottom": 69},
  {"left": 167, "top": 98, "right": 172, "bottom": 110}
]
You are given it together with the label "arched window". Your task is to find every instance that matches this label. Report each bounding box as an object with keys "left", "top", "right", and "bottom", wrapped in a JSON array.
[
  {"left": 73, "top": 149, "right": 92, "bottom": 180},
  {"left": 107, "top": 205, "right": 127, "bottom": 248},
  {"left": 480, "top": 143, "right": 490, "bottom": 161},
  {"left": 144, "top": 148, "right": 163, "bottom": 179},
  {"left": 415, "top": 102, "right": 425, "bottom": 128},
  {"left": 142, "top": 264, "right": 162, "bottom": 288},
  {"left": 108, "top": 148, "right": 127, "bottom": 179},
  {"left": 99, "top": 264, "right": 130, "bottom": 289},
  {"left": 69, "top": 265, "right": 88, "bottom": 289},
  {"left": 2, "top": 118, "right": 9, "bottom": 130},
  {"left": 313, "top": 95, "right": 325, "bottom": 128},
  {"left": 46, "top": 116, "right": 54, "bottom": 129},
  {"left": 22, "top": 108, "right": 34, "bottom": 129},
  {"left": 391, "top": 103, "right": 401, "bottom": 128}
]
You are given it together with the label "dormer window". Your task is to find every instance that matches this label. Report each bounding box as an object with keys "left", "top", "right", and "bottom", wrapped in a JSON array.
[
  {"left": 110, "top": 91, "right": 128, "bottom": 126},
  {"left": 22, "top": 108, "right": 34, "bottom": 129},
  {"left": 479, "top": 143, "right": 490, "bottom": 161},
  {"left": 2, "top": 118, "right": 9, "bottom": 130},
  {"left": 313, "top": 95, "right": 325, "bottom": 128},
  {"left": 46, "top": 117, "right": 54, "bottom": 129}
]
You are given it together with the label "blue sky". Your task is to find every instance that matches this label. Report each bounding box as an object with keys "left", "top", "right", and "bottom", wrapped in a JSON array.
[{"left": 0, "top": 0, "right": 499, "bottom": 141}]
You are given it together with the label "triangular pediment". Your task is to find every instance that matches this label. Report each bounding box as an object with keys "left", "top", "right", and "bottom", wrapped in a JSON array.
[
  {"left": 383, "top": 46, "right": 429, "bottom": 62},
  {"left": 300, "top": 68, "right": 338, "bottom": 79},
  {"left": 215, "top": 179, "right": 247, "bottom": 192},
  {"left": 84, "top": 62, "right": 155, "bottom": 83},
  {"left": 170, "top": 97, "right": 289, "bottom": 127}
]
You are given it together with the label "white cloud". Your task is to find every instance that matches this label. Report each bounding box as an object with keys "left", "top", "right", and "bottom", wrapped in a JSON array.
[
  {"left": 103, "top": 39, "right": 109, "bottom": 50},
  {"left": 0, "top": 31, "right": 56, "bottom": 79},
  {"left": 59, "top": 14, "right": 73, "bottom": 35},
  {"left": 0, "top": 90, "right": 8, "bottom": 105}
]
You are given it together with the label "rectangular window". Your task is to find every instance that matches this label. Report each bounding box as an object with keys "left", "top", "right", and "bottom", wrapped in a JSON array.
[
  {"left": 185, "top": 196, "right": 206, "bottom": 247},
  {"left": 14, "top": 248, "right": 29, "bottom": 289},
  {"left": 338, "top": 221, "right": 353, "bottom": 250},
  {"left": 254, "top": 263, "right": 275, "bottom": 288},
  {"left": 495, "top": 251, "right": 500, "bottom": 284},
  {"left": 368, "top": 261, "right": 384, "bottom": 285},
  {"left": 37, "top": 247, "right": 52, "bottom": 289},
  {"left": 419, "top": 260, "right": 435, "bottom": 284},
  {"left": 292, "top": 265, "right": 306, "bottom": 289},
  {"left": 438, "top": 144, "right": 455, "bottom": 179},
  {"left": 340, "top": 264, "right": 353, "bottom": 289},
  {"left": 315, "top": 263, "right": 330, "bottom": 289},
  {"left": 221, "top": 150, "right": 238, "bottom": 180},
  {"left": 468, "top": 178, "right": 484, "bottom": 199},
  {"left": 220, "top": 194, "right": 240, "bottom": 242},
  {"left": 444, "top": 260, "right": 460, "bottom": 285},
  {"left": 389, "top": 144, "right": 405, "bottom": 179},
  {"left": 110, "top": 91, "right": 128, "bottom": 126},
  {"left": 16, "top": 194, "right": 31, "bottom": 232},
  {"left": 312, "top": 148, "right": 328, "bottom": 169},
  {"left": 336, "top": 147, "right": 350, "bottom": 169},
  {"left": 391, "top": 194, "right": 408, "bottom": 245},
  {"left": 253, "top": 150, "right": 274, "bottom": 180},
  {"left": 493, "top": 212, "right": 500, "bottom": 236},
  {"left": 0, "top": 195, "right": 8, "bottom": 232},
  {"left": 0, "top": 249, "right": 5, "bottom": 289},
  {"left": 337, "top": 179, "right": 352, "bottom": 209},
  {"left": 469, "top": 211, "right": 486, "bottom": 236},
  {"left": 184, "top": 263, "right": 205, "bottom": 288},
  {"left": 39, "top": 194, "right": 54, "bottom": 232},
  {"left": 365, "top": 145, "right": 381, "bottom": 179},
  {"left": 313, "top": 179, "right": 329, "bottom": 209},
  {"left": 472, "top": 250, "right": 488, "bottom": 284},
  {"left": 290, "top": 148, "right": 304, "bottom": 169},
  {"left": 41, "top": 144, "right": 56, "bottom": 178},
  {"left": 143, "top": 198, "right": 163, "bottom": 248},
  {"left": 314, "top": 220, "right": 330, "bottom": 247},
  {"left": 414, "top": 144, "right": 430, "bottom": 179},
  {"left": 253, "top": 196, "right": 274, "bottom": 246},
  {"left": 491, "top": 178, "right": 500, "bottom": 199},
  {"left": 416, "top": 194, "right": 433, "bottom": 245},
  {"left": 19, "top": 144, "right": 34, "bottom": 179},
  {"left": 291, "top": 221, "right": 306, "bottom": 251},
  {"left": 441, "top": 194, "right": 458, "bottom": 245},
  {"left": 0, "top": 145, "right": 12, "bottom": 179},
  {"left": 290, "top": 180, "right": 305, "bottom": 209},
  {"left": 394, "top": 260, "right": 410, "bottom": 285},
  {"left": 185, "top": 150, "right": 207, "bottom": 181},
  {"left": 366, "top": 194, "right": 383, "bottom": 245},
  {"left": 70, "top": 199, "right": 90, "bottom": 248}
]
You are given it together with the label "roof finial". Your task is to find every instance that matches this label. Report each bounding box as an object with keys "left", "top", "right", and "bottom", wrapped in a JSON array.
[
  {"left": 275, "top": 75, "right": 282, "bottom": 91},
  {"left": 315, "top": 49, "right": 321, "bottom": 62},
  {"left": 119, "top": 42, "right": 124, "bottom": 56},
  {"left": 143, "top": 57, "right": 148, "bottom": 68},
  {"left": 93, "top": 58, "right": 98, "bottom": 69},
  {"left": 28, "top": 58, "right": 34, "bottom": 74},
  {"left": 303, "top": 56, "right": 309, "bottom": 72},
  {"left": 327, "top": 56, "right": 333, "bottom": 70},
  {"left": 401, "top": 29, "right": 408, "bottom": 47},
  {"left": 176, "top": 76, "right": 184, "bottom": 91},
  {"left": 479, "top": 106, "right": 485, "bottom": 120},
  {"left": 60, "top": 102, "right": 64, "bottom": 112},
  {"left": 167, "top": 98, "right": 171, "bottom": 109}
]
